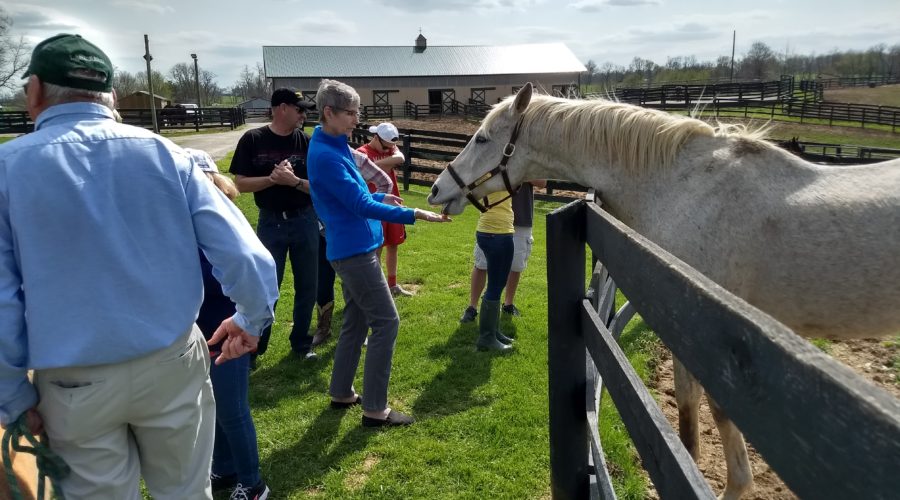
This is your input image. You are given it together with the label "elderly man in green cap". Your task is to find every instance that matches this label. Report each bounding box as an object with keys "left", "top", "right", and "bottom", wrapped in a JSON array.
[{"left": 0, "top": 34, "right": 278, "bottom": 499}]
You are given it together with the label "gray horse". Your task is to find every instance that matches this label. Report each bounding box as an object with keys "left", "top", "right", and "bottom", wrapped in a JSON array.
[{"left": 428, "top": 82, "right": 900, "bottom": 499}]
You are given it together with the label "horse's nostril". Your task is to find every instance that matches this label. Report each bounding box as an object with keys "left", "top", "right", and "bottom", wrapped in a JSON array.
[{"left": 431, "top": 185, "right": 439, "bottom": 198}]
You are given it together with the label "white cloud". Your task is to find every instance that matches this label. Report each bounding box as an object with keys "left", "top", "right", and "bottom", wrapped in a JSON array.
[
  {"left": 110, "top": 1, "right": 175, "bottom": 15},
  {"left": 569, "top": 0, "right": 660, "bottom": 12}
]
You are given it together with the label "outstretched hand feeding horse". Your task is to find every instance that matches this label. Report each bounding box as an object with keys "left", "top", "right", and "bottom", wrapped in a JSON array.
[{"left": 427, "top": 82, "right": 900, "bottom": 499}]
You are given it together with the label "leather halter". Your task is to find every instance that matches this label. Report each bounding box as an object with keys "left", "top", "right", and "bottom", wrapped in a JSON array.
[{"left": 445, "top": 117, "right": 524, "bottom": 213}]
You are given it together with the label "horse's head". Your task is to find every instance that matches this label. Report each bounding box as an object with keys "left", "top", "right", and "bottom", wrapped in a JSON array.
[{"left": 428, "top": 82, "right": 534, "bottom": 215}]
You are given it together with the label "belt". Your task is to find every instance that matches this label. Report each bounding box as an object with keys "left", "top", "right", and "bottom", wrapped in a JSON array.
[{"left": 263, "top": 207, "right": 310, "bottom": 220}]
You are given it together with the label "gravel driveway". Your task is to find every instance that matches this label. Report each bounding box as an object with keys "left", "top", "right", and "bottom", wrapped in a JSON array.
[{"left": 170, "top": 122, "right": 268, "bottom": 161}]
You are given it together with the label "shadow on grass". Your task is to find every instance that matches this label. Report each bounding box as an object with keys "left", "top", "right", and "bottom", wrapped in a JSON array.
[
  {"left": 412, "top": 321, "right": 513, "bottom": 418},
  {"left": 249, "top": 350, "right": 331, "bottom": 411},
  {"left": 263, "top": 406, "right": 374, "bottom": 494}
]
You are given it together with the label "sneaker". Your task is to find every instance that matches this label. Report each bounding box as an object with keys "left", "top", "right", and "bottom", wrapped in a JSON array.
[
  {"left": 460, "top": 306, "right": 477, "bottom": 323},
  {"left": 211, "top": 472, "right": 237, "bottom": 493},
  {"left": 390, "top": 285, "right": 414, "bottom": 297},
  {"left": 230, "top": 480, "right": 270, "bottom": 500},
  {"left": 294, "top": 350, "right": 318, "bottom": 361},
  {"left": 501, "top": 304, "right": 521, "bottom": 317}
]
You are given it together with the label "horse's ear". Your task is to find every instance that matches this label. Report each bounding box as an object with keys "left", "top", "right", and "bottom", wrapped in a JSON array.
[{"left": 513, "top": 82, "right": 533, "bottom": 115}]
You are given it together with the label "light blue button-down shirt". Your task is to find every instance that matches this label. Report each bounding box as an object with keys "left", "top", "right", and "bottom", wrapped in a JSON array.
[{"left": 0, "top": 102, "right": 278, "bottom": 425}]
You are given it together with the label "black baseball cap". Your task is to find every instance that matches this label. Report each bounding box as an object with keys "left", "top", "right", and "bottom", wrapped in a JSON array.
[{"left": 271, "top": 88, "right": 315, "bottom": 111}]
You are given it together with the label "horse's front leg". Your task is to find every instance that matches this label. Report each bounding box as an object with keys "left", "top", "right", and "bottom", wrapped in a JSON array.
[
  {"left": 708, "top": 395, "right": 753, "bottom": 500},
  {"left": 674, "top": 358, "right": 703, "bottom": 460}
]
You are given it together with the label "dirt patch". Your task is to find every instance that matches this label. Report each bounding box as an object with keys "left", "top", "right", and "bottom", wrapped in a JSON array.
[
  {"left": 824, "top": 84, "right": 900, "bottom": 107},
  {"left": 651, "top": 337, "right": 899, "bottom": 498}
]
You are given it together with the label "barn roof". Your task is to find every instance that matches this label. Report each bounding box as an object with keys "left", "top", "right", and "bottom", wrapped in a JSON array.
[{"left": 263, "top": 43, "right": 586, "bottom": 78}]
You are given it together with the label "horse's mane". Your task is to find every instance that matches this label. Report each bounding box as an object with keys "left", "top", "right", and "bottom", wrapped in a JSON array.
[{"left": 483, "top": 93, "right": 772, "bottom": 172}]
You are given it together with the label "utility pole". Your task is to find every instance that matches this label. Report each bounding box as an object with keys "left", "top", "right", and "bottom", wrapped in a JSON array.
[
  {"left": 143, "top": 34, "right": 159, "bottom": 133},
  {"left": 191, "top": 53, "right": 202, "bottom": 107},
  {"left": 730, "top": 30, "right": 736, "bottom": 82}
]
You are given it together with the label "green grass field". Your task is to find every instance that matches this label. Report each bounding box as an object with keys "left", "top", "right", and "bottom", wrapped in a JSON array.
[{"left": 200, "top": 152, "right": 660, "bottom": 499}]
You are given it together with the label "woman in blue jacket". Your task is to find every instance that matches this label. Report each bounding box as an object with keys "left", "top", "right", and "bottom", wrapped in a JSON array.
[{"left": 307, "top": 79, "right": 449, "bottom": 427}]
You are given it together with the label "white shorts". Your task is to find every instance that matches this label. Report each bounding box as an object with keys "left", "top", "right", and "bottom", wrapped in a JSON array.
[{"left": 473, "top": 226, "right": 534, "bottom": 272}]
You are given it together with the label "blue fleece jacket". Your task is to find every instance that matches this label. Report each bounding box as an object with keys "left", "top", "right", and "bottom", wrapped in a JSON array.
[{"left": 308, "top": 126, "right": 416, "bottom": 261}]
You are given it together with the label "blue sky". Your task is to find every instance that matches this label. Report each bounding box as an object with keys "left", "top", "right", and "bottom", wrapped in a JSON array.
[{"left": 6, "top": 0, "right": 900, "bottom": 90}]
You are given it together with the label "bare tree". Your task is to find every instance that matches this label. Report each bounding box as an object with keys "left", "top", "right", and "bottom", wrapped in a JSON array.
[
  {"left": 137, "top": 69, "right": 171, "bottom": 99},
  {"left": 583, "top": 59, "right": 597, "bottom": 85},
  {"left": 168, "top": 62, "right": 195, "bottom": 103},
  {"left": 0, "top": 7, "right": 30, "bottom": 93},
  {"left": 740, "top": 41, "right": 778, "bottom": 80},
  {"left": 199, "top": 69, "right": 222, "bottom": 105},
  {"left": 113, "top": 68, "right": 142, "bottom": 98},
  {"left": 231, "top": 63, "right": 270, "bottom": 101}
]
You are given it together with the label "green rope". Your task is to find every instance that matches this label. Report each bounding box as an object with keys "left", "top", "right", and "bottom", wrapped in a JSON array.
[{"left": 2, "top": 413, "right": 69, "bottom": 500}]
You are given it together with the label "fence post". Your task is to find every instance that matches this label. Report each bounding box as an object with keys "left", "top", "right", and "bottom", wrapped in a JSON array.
[
  {"left": 862, "top": 108, "right": 866, "bottom": 129},
  {"left": 402, "top": 133, "right": 411, "bottom": 192},
  {"left": 547, "top": 200, "right": 587, "bottom": 499}
]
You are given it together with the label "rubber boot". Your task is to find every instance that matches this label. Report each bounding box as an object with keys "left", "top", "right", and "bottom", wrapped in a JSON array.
[
  {"left": 477, "top": 299, "right": 512, "bottom": 352},
  {"left": 312, "top": 301, "right": 334, "bottom": 347},
  {"left": 495, "top": 328, "right": 514, "bottom": 345}
]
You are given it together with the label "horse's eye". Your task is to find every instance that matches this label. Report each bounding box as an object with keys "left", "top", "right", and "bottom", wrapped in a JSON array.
[{"left": 475, "top": 135, "right": 488, "bottom": 144}]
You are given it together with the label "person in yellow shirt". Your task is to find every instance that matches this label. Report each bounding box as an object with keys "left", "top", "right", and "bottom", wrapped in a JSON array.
[{"left": 465, "top": 192, "right": 516, "bottom": 351}]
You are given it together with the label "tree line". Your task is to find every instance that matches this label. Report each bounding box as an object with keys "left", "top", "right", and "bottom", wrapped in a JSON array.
[
  {"left": 0, "top": 6, "right": 270, "bottom": 108},
  {"left": 584, "top": 41, "right": 900, "bottom": 89}
]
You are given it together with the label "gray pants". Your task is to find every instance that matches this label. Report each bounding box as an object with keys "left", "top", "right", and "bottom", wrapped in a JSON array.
[{"left": 329, "top": 251, "right": 399, "bottom": 412}]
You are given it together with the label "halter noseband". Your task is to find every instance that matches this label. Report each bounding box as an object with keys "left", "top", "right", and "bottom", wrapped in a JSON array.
[{"left": 445, "top": 117, "right": 524, "bottom": 213}]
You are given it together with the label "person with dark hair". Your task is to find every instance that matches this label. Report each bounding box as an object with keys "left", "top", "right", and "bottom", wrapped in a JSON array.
[
  {"left": 307, "top": 79, "right": 449, "bottom": 427},
  {"left": 186, "top": 149, "right": 270, "bottom": 500},
  {"left": 230, "top": 88, "right": 319, "bottom": 365},
  {"left": 0, "top": 34, "right": 277, "bottom": 498}
]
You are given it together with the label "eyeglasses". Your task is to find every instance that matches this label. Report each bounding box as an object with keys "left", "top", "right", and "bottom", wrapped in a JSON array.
[
  {"left": 293, "top": 105, "right": 307, "bottom": 114},
  {"left": 377, "top": 135, "right": 398, "bottom": 148},
  {"left": 332, "top": 107, "right": 359, "bottom": 118}
]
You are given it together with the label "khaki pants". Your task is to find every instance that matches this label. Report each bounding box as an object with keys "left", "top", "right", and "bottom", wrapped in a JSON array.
[{"left": 34, "top": 325, "right": 215, "bottom": 500}]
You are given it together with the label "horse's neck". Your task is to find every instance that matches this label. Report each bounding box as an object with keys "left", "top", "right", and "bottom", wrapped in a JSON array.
[{"left": 524, "top": 131, "right": 679, "bottom": 226}]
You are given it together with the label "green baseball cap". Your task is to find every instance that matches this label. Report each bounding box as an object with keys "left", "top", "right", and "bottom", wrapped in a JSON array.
[{"left": 23, "top": 34, "right": 113, "bottom": 92}]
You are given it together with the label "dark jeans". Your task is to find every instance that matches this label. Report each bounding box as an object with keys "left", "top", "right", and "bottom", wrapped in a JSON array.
[
  {"left": 256, "top": 207, "right": 318, "bottom": 355},
  {"left": 316, "top": 233, "right": 335, "bottom": 306},
  {"left": 209, "top": 353, "right": 260, "bottom": 487},
  {"left": 476, "top": 231, "right": 514, "bottom": 302}
]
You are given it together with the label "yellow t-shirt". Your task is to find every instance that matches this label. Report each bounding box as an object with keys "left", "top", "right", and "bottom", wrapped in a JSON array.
[{"left": 475, "top": 193, "right": 514, "bottom": 234}]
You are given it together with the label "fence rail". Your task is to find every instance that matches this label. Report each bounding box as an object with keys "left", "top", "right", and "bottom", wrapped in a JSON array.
[
  {"left": 0, "top": 107, "right": 245, "bottom": 134},
  {"left": 546, "top": 198, "right": 900, "bottom": 498}
]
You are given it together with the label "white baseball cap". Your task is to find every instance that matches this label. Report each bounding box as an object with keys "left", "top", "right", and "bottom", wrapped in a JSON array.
[
  {"left": 368, "top": 122, "right": 399, "bottom": 143},
  {"left": 184, "top": 148, "right": 219, "bottom": 173}
]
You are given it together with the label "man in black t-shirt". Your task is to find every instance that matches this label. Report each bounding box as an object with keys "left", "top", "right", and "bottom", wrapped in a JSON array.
[{"left": 230, "top": 88, "right": 319, "bottom": 362}]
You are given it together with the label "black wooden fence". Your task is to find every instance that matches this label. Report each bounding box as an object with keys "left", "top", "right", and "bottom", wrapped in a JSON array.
[
  {"left": 349, "top": 125, "right": 587, "bottom": 203},
  {"left": 0, "top": 107, "right": 245, "bottom": 134},
  {"left": 546, "top": 197, "right": 900, "bottom": 499}
]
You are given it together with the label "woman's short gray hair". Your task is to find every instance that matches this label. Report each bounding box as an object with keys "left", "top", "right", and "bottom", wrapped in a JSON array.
[
  {"left": 315, "top": 79, "right": 359, "bottom": 123},
  {"left": 43, "top": 81, "right": 115, "bottom": 111}
]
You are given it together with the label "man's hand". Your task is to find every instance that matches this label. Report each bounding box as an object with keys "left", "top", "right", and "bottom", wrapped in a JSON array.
[
  {"left": 208, "top": 317, "right": 260, "bottom": 365},
  {"left": 382, "top": 194, "right": 404, "bottom": 206},
  {"left": 24, "top": 407, "right": 43, "bottom": 435},
  {"left": 269, "top": 161, "right": 300, "bottom": 186},
  {"left": 414, "top": 208, "right": 452, "bottom": 222}
]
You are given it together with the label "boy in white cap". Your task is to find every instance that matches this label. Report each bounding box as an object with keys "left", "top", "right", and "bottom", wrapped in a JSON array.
[{"left": 357, "top": 122, "right": 413, "bottom": 297}]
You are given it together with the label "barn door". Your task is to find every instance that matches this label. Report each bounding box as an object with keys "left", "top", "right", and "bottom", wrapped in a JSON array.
[{"left": 442, "top": 89, "right": 455, "bottom": 114}]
